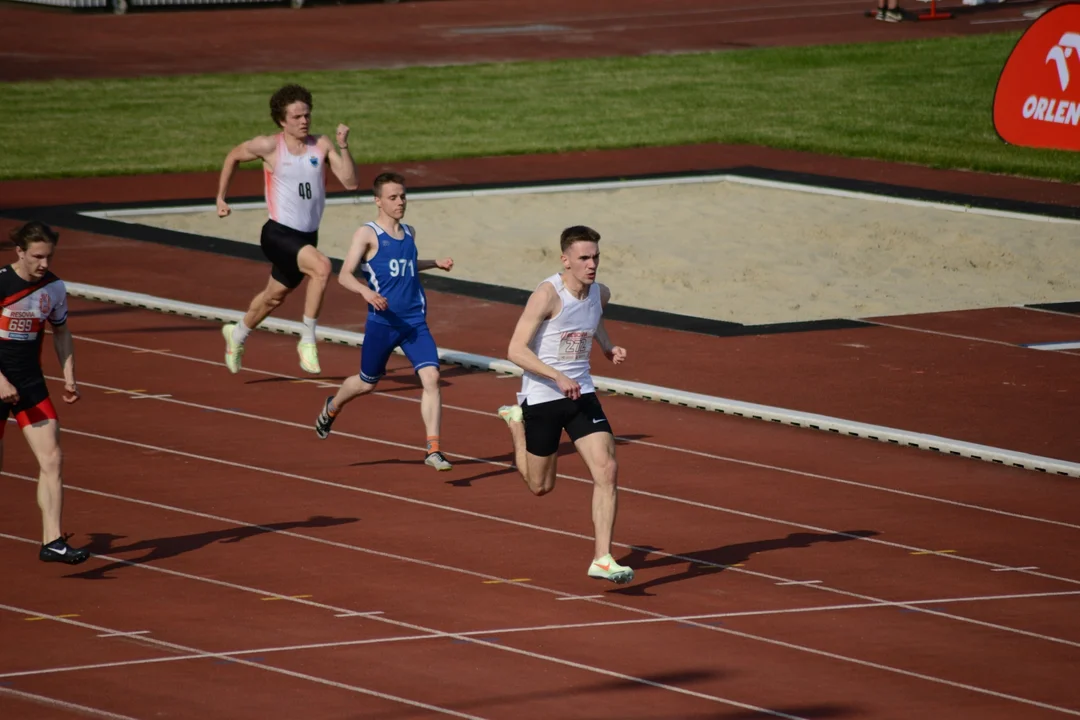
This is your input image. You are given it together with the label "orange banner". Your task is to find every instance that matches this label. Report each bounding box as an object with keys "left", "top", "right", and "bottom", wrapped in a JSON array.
[{"left": 994, "top": 3, "right": 1080, "bottom": 151}]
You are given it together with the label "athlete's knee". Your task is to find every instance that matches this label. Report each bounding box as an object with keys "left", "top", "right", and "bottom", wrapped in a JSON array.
[
  {"left": 525, "top": 460, "right": 557, "bottom": 496},
  {"left": 311, "top": 256, "right": 332, "bottom": 282},
  {"left": 347, "top": 375, "right": 376, "bottom": 395},
  {"left": 592, "top": 453, "right": 618, "bottom": 487},
  {"left": 304, "top": 252, "right": 332, "bottom": 282},
  {"left": 418, "top": 366, "right": 441, "bottom": 392},
  {"left": 37, "top": 445, "right": 62, "bottom": 478},
  {"left": 525, "top": 474, "right": 553, "bottom": 496},
  {"left": 262, "top": 289, "right": 288, "bottom": 310}
]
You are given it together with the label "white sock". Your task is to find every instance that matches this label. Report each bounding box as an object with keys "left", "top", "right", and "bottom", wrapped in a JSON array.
[
  {"left": 301, "top": 316, "right": 317, "bottom": 344},
  {"left": 232, "top": 321, "right": 252, "bottom": 345}
]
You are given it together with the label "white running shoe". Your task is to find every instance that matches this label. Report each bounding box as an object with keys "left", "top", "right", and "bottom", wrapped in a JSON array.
[
  {"left": 222, "top": 323, "right": 244, "bottom": 374},
  {"left": 587, "top": 553, "right": 635, "bottom": 584},
  {"left": 425, "top": 451, "right": 453, "bottom": 471},
  {"left": 297, "top": 340, "right": 321, "bottom": 374},
  {"left": 498, "top": 405, "right": 523, "bottom": 425}
]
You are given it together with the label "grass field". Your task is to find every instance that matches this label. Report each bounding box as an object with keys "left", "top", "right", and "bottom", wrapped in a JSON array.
[{"left": 3, "top": 31, "right": 1075, "bottom": 183}]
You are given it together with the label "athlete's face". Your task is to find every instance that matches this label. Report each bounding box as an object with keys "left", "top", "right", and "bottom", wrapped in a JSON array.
[
  {"left": 561, "top": 240, "right": 600, "bottom": 285},
  {"left": 16, "top": 240, "right": 55, "bottom": 280},
  {"left": 280, "top": 102, "right": 311, "bottom": 138},
  {"left": 375, "top": 183, "right": 407, "bottom": 220}
]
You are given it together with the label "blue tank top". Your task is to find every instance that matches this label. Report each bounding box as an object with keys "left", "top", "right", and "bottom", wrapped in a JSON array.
[{"left": 358, "top": 221, "right": 427, "bottom": 327}]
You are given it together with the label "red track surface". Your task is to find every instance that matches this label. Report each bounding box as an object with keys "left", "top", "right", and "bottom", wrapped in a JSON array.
[
  {"left": 1, "top": 301, "right": 1079, "bottom": 719},
  {"left": 2, "top": 1, "right": 1079, "bottom": 718},
  {"left": 0, "top": 0, "right": 1044, "bottom": 82}
]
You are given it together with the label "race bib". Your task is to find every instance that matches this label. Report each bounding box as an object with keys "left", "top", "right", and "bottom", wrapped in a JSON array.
[{"left": 558, "top": 331, "right": 592, "bottom": 361}]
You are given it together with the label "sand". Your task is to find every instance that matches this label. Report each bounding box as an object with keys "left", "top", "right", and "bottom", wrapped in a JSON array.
[{"left": 114, "top": 178, "right": 1080, "bottom": 325}]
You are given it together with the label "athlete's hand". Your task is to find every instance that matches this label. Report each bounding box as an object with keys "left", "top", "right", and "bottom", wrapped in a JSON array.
[
  {"left": 605, "top": 346, "right": 627, "bottom": 365},
  {"left": 363, "top": 289, "right": 389, "bottom": 312},
  {"left": 555, "top": 373, "right": 581, "bottom": 400},
  {"left": 63, "top": 381, "right": 80, "bottom": 404},
  {"left": 336, "top": 124, "right": 350, "bottom": 149},
  {"left": 216, "top": 197, "right": 231, "bottom": 218},
  {"left": 0, "top": 379, "right": 18, "bottom": 405},
  {"left": 435, "top": 257, "right": 454, "bottom": 272}
]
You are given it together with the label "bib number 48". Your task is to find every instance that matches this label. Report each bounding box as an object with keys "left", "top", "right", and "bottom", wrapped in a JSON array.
[{"left": 298, "top": 182, "right": 312, "bottom": 200}]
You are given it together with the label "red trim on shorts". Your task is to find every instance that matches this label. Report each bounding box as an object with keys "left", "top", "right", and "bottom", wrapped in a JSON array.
[{"left": 15, "top": 397, "right": 57, "bottom": 428}]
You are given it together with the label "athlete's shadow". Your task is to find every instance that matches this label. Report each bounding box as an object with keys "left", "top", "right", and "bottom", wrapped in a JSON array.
[
  {"left": 373, "top": 365, "right": 477, "bottom": 393},
  {"left": 610, "top": 530, "right": 879, "bottom": 597},
  {"left": 64, "top": 515, "right": 357, "bottom": 580},
  {"left": 77, "top": 324, "right": 220, "bottom": 336},
  {"left": 245, "top": 375, "right": 350, "bottom": 386}
]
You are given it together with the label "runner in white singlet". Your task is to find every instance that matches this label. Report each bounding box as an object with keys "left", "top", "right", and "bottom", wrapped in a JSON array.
[
  {"left": 214, "top": 84, "right": 358, "bottom": 377},
  {"left": 517, "top": 272, "right": 603, "bottom": 407},
  {"left": 496, "top": 226, "right": 635, "bottom": 585},
  {"left": 264, "top": 132, "right": 326, "bottom": 234}
]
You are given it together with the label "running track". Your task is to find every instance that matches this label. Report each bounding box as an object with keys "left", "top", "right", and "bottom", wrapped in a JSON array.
[
  {"left": 1, "top": 300, "right": 1079, "bottom": 718},
  {"left": 2, "top": 0, "right": 1079, "bottom": 717}
]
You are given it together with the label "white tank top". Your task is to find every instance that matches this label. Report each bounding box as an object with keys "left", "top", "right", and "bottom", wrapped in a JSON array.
[
  {"left": 517, "top": 273, "right": 603, "bottom": 406},
  {"left": 264, "top": 134, "right": 326, "bottom": 233}
]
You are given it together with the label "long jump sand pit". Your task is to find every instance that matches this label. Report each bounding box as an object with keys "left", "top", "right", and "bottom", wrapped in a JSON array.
[{"left": 106, "top": 176, "right": 1080, "bottom": 325}]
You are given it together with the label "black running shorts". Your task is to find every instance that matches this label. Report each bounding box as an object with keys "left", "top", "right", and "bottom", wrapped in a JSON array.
[
  {"left": 0, "top": 377, "right": 51, "bottom": 436},
  {"left": 521, "top": 392, "right": 612, "bottom": 457},
  {"left": 260, "top": 219, "right": 318, "bottom": 289}
]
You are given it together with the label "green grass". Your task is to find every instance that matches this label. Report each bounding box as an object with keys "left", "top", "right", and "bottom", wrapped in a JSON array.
[{"left": 2, "top": 31, "right": 1074, "bottom": 182}]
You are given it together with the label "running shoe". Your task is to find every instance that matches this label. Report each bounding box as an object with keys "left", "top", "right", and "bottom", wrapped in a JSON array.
[
  {"left": 587, "top": 554, "right": 634, "bottom": 584},
  {"left": 39, "top": 536, "right": 90, "bottom": 565},
  {"left": 297, "top": 341, "right": 321, "bottom": 374},
  {"left": 222, "top": 323, "right": 245, "bottom": 374},
  {"left": 425, "top": 451, "right": 452, "bottom": 471},
  {"left": 497, "top": 405, "right": 523, "bottom": 425},
  {"left": 315, "top": 396, "right": 337, "bottom": 439}
]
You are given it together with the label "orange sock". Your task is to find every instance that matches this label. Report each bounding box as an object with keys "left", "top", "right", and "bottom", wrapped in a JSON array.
[{"left": 426, "top": 436, "right": 440, "bottom": 454}]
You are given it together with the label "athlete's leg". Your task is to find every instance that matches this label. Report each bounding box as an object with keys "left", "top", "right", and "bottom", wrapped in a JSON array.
[
  {"left": 314, "top": 323, "right": 396, "bottom": 438},
  {"left": 242, "top": 275, "right": 293, "bottom": 330},
  {"left": 294, "top": 246, "right": 332, "bottom": 374},
  {"left": 22, "top": 417, "right": 63, "bottom": 545},
  {"left": 498, "top": 401, "right": 561, "bottom": 495},
  {"left": 573, "top": 431, "right": 620, "bottom": 561},
  {"left": 21, "top": 406, "right": 90, "bottom": 565},
  {"left": 400, "top": 325, "right": 450, "bottom": 470},
  {"left": 565, "top": 393, "right": 632, "bottom": 583},
  {"left": 296, "top": 245, "right": 332, "bottom": 321},
  {"left": 222, "top": 276, "right": 292, "bottom": 374},
  {"left": 417, "top": 366, "right": 442, "bottom": 440},
  {"left": 521, "top": 451, "right": 558, "bottom": 495}
]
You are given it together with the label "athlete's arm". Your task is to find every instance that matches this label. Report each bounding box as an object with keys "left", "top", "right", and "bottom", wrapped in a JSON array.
[
  {"left": 409, "top": 229, "right": 453, "bottom": 272},
  {"left": 417, "top": 258, "right": 454, "bottom": 272},
  {"left": 508, "top": 284, "right": 582, "bottom": 399},
  {"left": 216, "top": 135, "right": 277, "bottom": 218},
  {"left": 594, "top": 284, "right": 626, "bottom": 365},
  {"left": 337, "top": 226, "right": 388, "bottom": 311},
  {"left": 321, "top": 127, "right": 359, "bottom": 191},
  {"left": 51, "top": 323, "right": 80, "bottom": 404}
]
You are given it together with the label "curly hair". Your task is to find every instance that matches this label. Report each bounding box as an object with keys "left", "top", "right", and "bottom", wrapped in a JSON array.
[{"left": 269, "top": 84, "right": 314, "bottom": 127}]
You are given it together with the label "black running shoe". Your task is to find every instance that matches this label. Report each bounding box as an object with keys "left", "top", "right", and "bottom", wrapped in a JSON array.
[
  {"left": 315, "top": 396, "right": 337, "bottom": 439},
  {"left": 39, "top": 536, "right": 90, "bottom": 565}
]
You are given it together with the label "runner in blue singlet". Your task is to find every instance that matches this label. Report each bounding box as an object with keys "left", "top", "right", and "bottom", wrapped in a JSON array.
[{"left": 313, "top": 172, "right": 456, "bottom": 472}]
